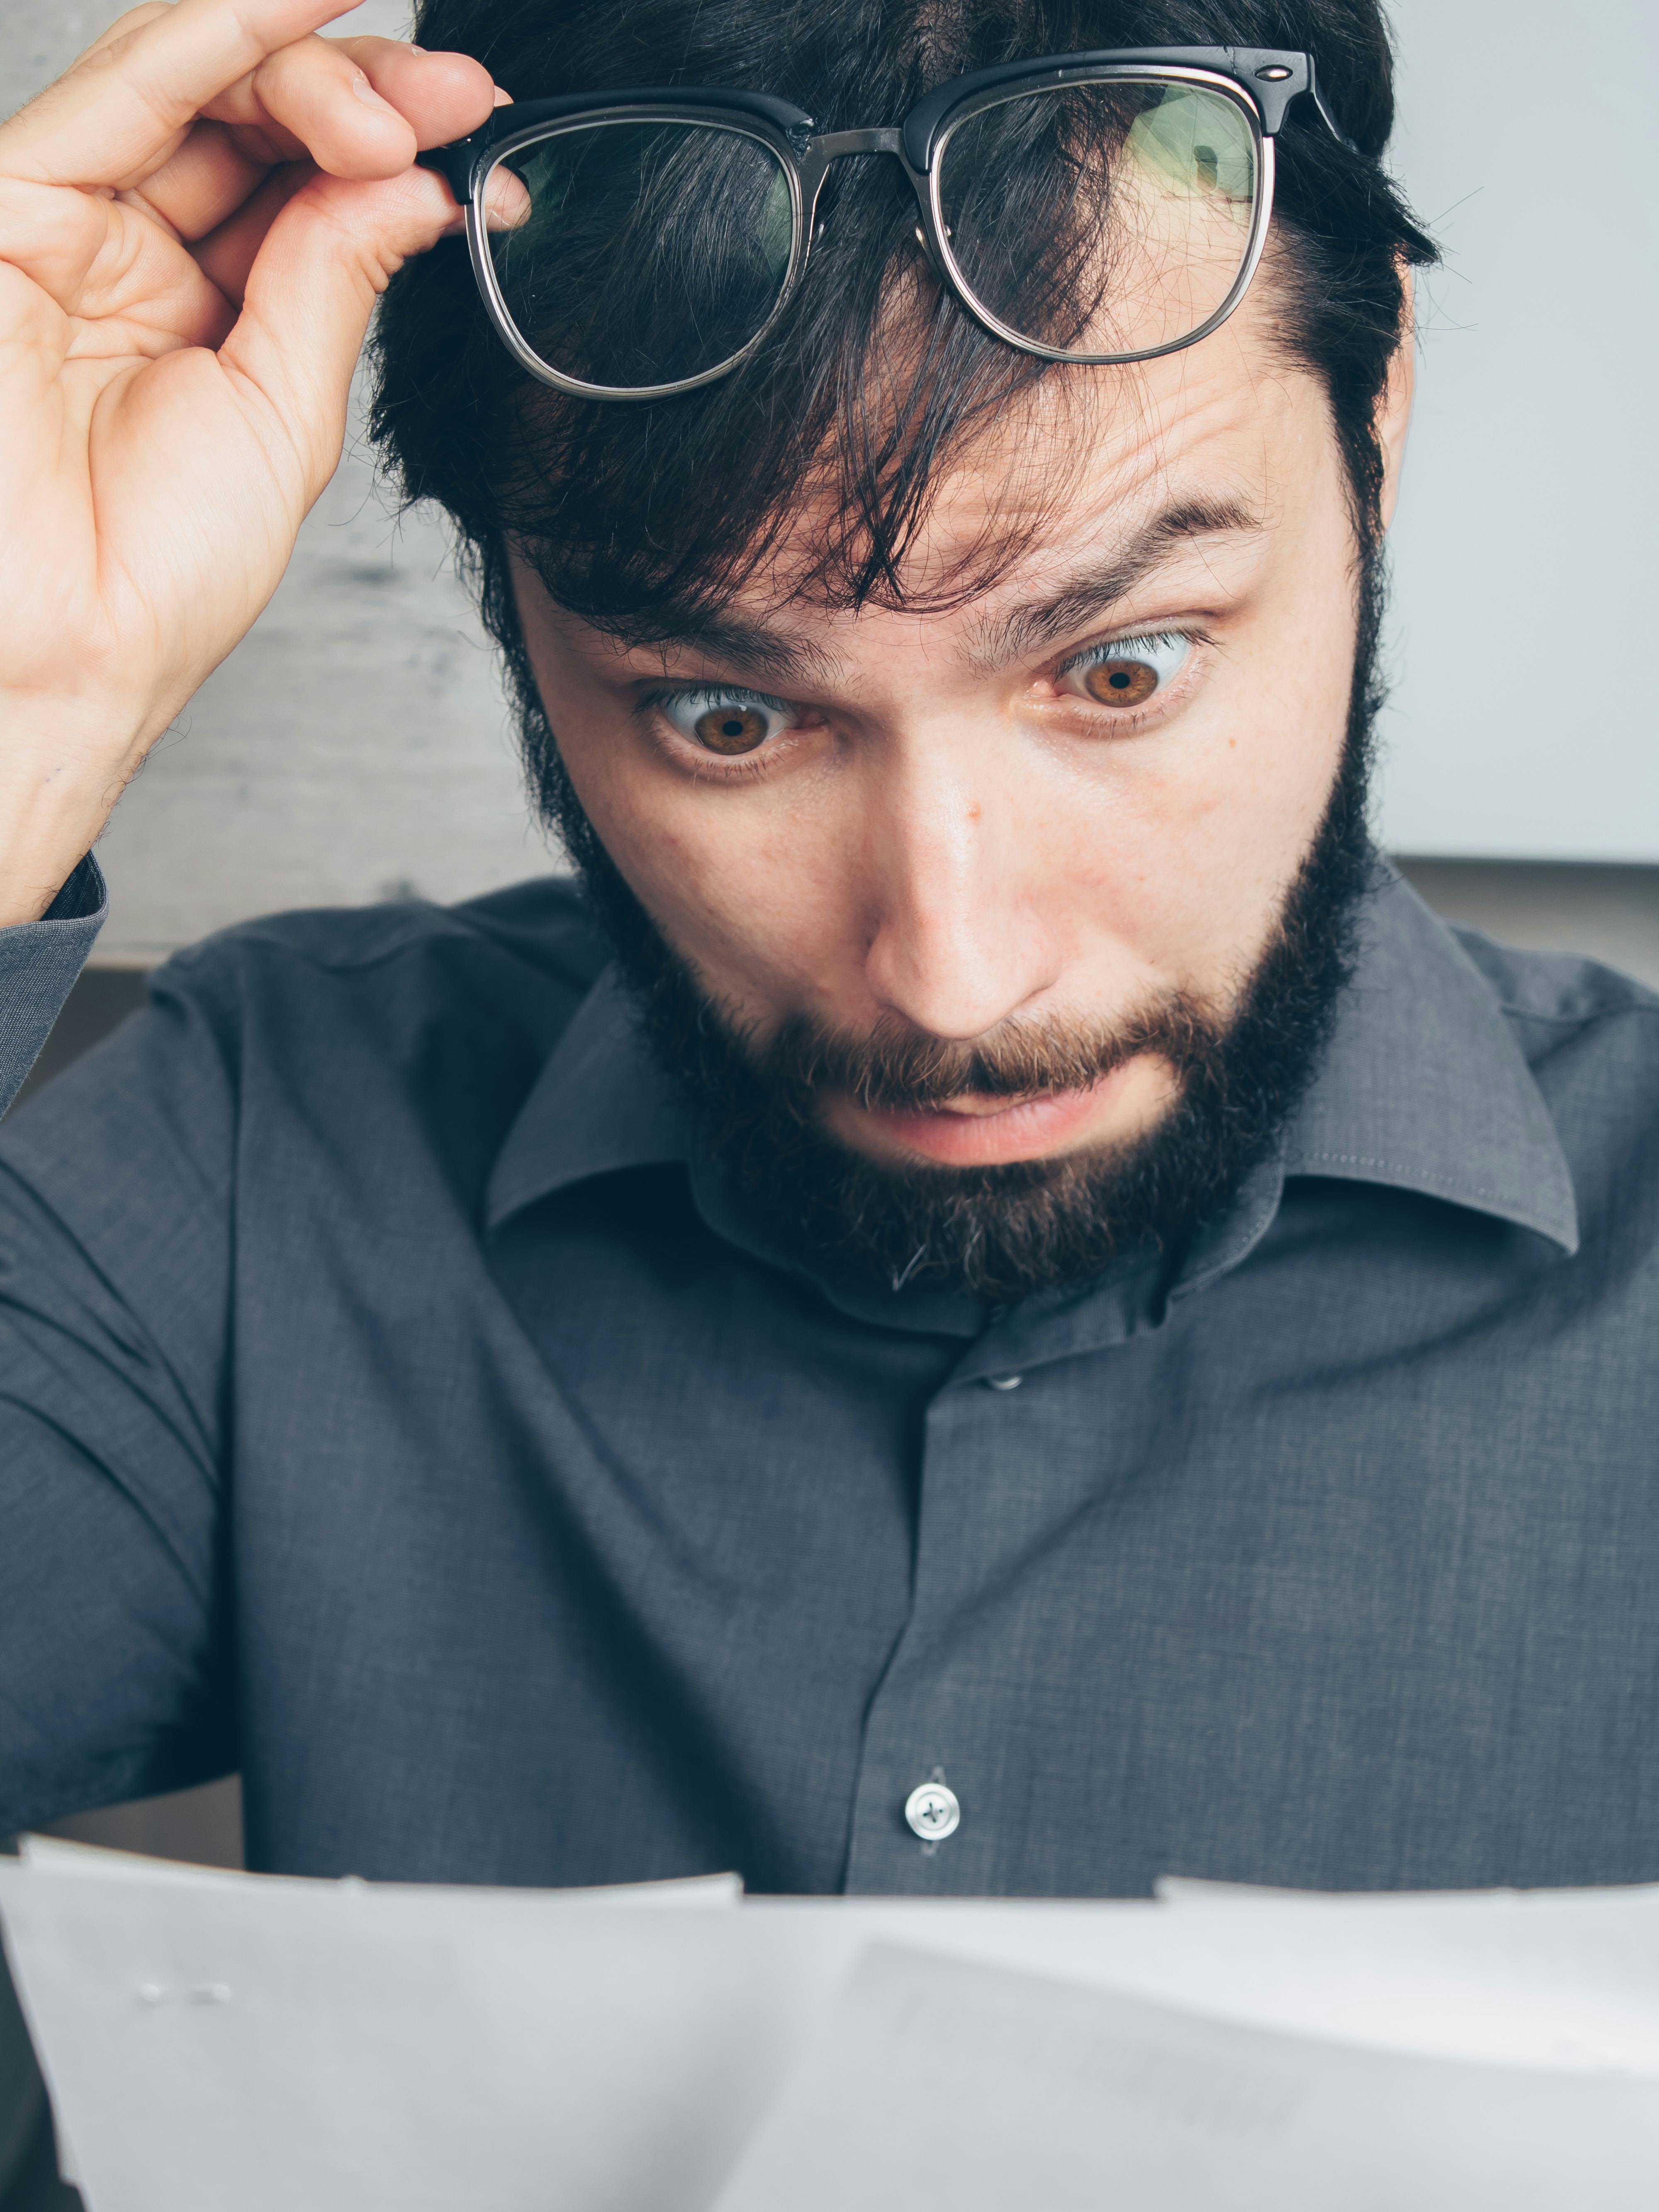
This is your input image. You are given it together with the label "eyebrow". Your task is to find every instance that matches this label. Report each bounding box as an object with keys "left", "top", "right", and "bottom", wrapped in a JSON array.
[
  {"left": 619, "top": 494, "right": 1263, "bottom": 690},
  {"left": 626, "top": 610, "right": 843, "bottom": 691},
  {"left": 966, "top": 496, "right": 1265, "bottom": 672}
]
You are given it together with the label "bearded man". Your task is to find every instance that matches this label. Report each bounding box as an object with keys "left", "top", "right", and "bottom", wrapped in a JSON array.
[{"left": 2, "top": 0, "right": 1656, "bottom": 1898}]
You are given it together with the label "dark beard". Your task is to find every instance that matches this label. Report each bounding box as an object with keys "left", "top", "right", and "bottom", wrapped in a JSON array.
[{"left": 518, "top": 579, "right": 1384, "bottom": 1305}]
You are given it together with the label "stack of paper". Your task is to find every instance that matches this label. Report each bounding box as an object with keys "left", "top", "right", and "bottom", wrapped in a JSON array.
[{"left": 3, "top": 1838, "right": 1658, "bottom": 2210}]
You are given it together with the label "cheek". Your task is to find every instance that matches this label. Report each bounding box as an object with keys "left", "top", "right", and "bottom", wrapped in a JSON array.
[
  {"left": 558, "top": 725, "right": 854, "bottom": 1005},
  {"left": 1043, "top": 632, "right": 1351, "bottom": 985}
]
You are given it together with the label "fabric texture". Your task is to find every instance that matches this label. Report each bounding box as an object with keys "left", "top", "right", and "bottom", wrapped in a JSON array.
[
  {"left": 0, "top": 858, "right": 107, "bottom": 1114},
  {"left": 0, "top": 862, "right": 1656, "bottom": 1897}
]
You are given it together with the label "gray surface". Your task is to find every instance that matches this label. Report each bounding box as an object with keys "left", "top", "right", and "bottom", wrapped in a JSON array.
[
  {"left": 44, "top": 1777, "right": 245, "bottom": 1870},
  {"left": 2, "top": 0, "right": 1655, "bottom": 954},
  {"left": 1398, "top": 859, "right": 1659, "bottom": 992}
]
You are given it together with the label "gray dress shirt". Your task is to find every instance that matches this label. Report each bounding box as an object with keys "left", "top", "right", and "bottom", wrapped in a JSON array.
[{"left": 1, "top": 857, "right": 1656, "bottom": 1896}]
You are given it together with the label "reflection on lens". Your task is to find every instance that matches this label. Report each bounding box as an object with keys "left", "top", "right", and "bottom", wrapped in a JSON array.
[
  {"left": 936, "top": 80, "right": 1259, "bottom": 359},
  {"left": 486, "top": 121, "right": 795, "bottom": 392}
]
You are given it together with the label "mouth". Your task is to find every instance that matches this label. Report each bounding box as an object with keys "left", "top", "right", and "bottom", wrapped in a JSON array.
[{"left": 841, "top": 1066, "right": 1136, "bottom": 1168}]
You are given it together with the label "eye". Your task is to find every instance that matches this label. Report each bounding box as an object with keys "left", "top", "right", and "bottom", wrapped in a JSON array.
[
  {"left": 657, "top": 690, "right": 797, "bottom": 756},
  {"left": 1058, "top": 630, "right": 1192, "bottom": 709}
]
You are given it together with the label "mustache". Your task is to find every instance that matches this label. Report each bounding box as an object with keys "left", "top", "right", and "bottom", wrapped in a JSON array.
[{"left": 755, "top": 992, "right": 1225, "bottom": 1116}]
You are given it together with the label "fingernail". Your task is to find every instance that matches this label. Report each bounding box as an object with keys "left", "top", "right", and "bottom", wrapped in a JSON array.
[
  {"left": 351, "top": 71, "right": 395, "bottom": 110},
  {"left": 493, "top": 86, "right": 514, "bottom": 106}
]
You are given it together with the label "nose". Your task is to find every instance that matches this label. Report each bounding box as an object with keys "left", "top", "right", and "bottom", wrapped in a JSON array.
[{"left": 859, "top": 746, "right": 1061, "bottom": 1041}]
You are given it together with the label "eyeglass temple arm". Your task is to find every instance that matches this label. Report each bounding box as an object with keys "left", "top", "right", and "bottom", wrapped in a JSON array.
[
  {"left": 417, "top": 142, "right": 474, "bottom": 199},
  {"left": 1305, "top": 60, "right": 1362, "bottom": 156}
]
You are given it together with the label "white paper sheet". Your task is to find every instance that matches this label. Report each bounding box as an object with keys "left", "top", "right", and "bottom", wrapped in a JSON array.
[
  {"left": 742, "top": 1885, "right": 1659, "bottom": 2075},
  {"left": 8, "top": 1850, "right": 1659, "bottom": 2212},
  {"left": 0, "top": 1851, "right": 750, "bottom": 2212},
  {"left": 17, "top": 1834, "right": 741, "bottom": 1908},
  {"left": 710, "top": 1942, "right": 1659, "bottom": 2212},
  {"left": 1125, "top": 1877, "right": 1659, "bottom": 2069}
]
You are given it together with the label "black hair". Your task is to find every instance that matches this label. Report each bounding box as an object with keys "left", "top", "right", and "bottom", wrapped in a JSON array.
[{"left": 370, "top": 0, "right": 1435, "bottom": 800}]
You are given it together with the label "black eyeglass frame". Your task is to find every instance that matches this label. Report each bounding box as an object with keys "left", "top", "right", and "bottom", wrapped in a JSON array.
[{"left": 420, "top": 47, "right": 1352, "bottom": 403}]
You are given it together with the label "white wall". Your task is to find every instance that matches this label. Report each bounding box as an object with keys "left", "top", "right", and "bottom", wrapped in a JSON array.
[
  {"left": 2, "top": 0, "right": 1656, "bottom": 960},
  {"left": 1376, "top": 0, "right": 1659, "bottom": 860}
]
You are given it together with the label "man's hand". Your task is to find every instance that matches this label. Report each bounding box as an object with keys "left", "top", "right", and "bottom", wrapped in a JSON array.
[{"left": 0, "top": 0, "right": 500, "bottom": 924}]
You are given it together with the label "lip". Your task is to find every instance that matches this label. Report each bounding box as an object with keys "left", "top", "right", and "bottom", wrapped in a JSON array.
[{"left": 848, "top": 1067, "right": 1131, "bottom": 1167}]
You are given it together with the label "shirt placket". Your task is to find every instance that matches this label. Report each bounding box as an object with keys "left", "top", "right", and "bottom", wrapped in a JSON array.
[{"left": 841, "top": 1296, "right": 1137, "bottom": 1894}]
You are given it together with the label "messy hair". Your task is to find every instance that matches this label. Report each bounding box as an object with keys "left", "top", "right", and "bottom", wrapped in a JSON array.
[{"left": 370, "top": 0, "right": 1434, "bottom": 744}]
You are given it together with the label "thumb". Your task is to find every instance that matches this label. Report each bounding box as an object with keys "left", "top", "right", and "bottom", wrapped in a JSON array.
[{"left": 216, "top": 159, "right": 460, "bottom": 502}]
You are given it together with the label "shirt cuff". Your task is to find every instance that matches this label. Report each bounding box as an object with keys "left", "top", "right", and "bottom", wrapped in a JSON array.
[{"left": 0, "top": 856, "right": 109, "bottom": 1117}]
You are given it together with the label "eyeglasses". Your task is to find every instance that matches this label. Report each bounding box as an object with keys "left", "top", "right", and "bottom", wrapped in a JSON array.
[{"left": 421, "top": 47, "right": 1352, "bottom": 403}]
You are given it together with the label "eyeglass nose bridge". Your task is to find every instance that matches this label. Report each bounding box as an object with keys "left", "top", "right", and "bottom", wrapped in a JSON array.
[
  {"left": 802, "top": 126, "right": 910, "bottom": 170},
  {"left": 797, "top": 126, "right": 941, "bottom": 272}
]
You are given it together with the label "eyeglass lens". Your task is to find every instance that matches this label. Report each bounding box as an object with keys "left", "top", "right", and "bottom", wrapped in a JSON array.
[
  {"left": 935, "top": 79, "right": 1260, "bottom": 359},
  {"left": 484, "top": 121, "right": 795, "bottom": 392}
]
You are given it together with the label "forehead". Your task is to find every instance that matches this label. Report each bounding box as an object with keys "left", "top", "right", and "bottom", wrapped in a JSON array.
[{"left": 646, "top": 299, "right": 1331, "bottom": 661}]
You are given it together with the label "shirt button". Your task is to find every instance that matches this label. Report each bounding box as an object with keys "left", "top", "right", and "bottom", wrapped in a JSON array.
[
  {"left": 904, "top": 1781, "right": 962, "bottom": 1841},
  {"left": 985, "top": 1373, "right": 1023, "bottom": 1390}
]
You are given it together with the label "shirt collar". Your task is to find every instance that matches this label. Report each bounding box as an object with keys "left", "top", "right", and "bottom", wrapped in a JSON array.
[
  {"left": 484, "top": 967, "right": 993, "bottom": 1332},
  {"left": 485, "top": 966, "right": 688, "bottom": 1229},
  {"left": 486, "top": 862, "right": 1579, "bottom": 1262},
  {"left": 1276, "top": 862, "right": 1579, "bottom": 1254}
]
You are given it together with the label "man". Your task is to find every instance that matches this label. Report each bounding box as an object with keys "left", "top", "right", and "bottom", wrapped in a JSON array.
[{"left": 0, "top": 0, "right": 1655, "bottom": 1900}]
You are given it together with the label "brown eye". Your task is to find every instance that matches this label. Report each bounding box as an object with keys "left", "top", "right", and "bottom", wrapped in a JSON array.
[
  {"left": 1084, "top": 658, "right": 1160, "bottom": 706},
  {"left": 661, "top": 689, "right": 796, "bottom": 758},
  {"left": 1062, "top": 632, "right": 1191, "bottom": 710},
  {"left": 692, "top": 704, "right": 770, "bottom": 754}
]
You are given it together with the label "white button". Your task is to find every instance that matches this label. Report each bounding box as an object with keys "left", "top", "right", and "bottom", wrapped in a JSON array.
[
  {"left": 985, "top": 1373, "right": 1023, "bottom": 1391},
  {"left": 904, "top": 1781, "right": 961, "bottom": 1841}
]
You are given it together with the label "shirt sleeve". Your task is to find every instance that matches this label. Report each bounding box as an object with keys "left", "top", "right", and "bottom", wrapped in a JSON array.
[
  {"left": 0, "top": 940, "right": 237, "bottom": 1832},
  {"left": 0, "top": 857, "right": 109, "bottom": 1118}
]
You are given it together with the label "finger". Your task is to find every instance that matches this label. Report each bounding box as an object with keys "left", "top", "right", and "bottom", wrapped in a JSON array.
[
  {"left": 214, "top": 160, "right": 460, "bottom": 497},
  {"left": 0, "top": 0, "right": 368, "bottom": 190},
  {"left": 192, "top": 126, "right": 525, "bottom": 305},
  {"left": 334, "top": 38, "right": 498, "bottom": 154},
  {"left": 127, "top": 38, "right": 496, "bottom": 241},
  {"left": 206, "top": 34, "right": 496, "bottom": 178},
  {"left": 115, "top": 119, "right": 270, "bottom": 243},
  {"left": 189, "top": 158, "right": 316, "bottom": 304},
  {"left": 70, "top": 4, "right": 174, "bottom": 70},
  {"left": 183, "top": 32, "right": 498, "bottom": 289},
  {"left": 204, "top": 34, "right": 416, "bottom": 179}
]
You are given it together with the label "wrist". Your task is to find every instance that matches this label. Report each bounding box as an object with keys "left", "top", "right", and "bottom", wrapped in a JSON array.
[{"left": 0, "top": 706, "right": 143, "bottom": 928}]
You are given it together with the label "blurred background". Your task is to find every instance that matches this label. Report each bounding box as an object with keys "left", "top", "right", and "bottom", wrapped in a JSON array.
[{"left": 0, "top": 0, "right": 1656, "bottom": 2198}]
